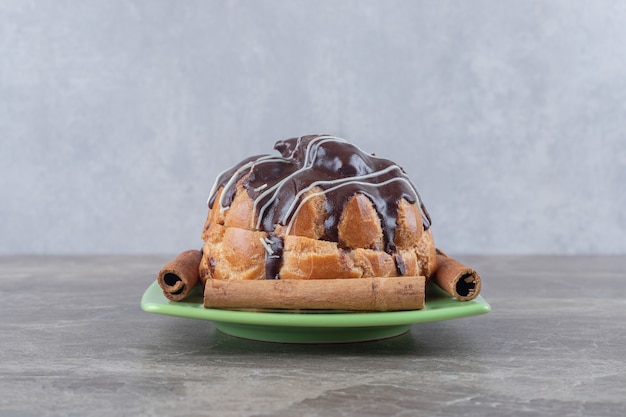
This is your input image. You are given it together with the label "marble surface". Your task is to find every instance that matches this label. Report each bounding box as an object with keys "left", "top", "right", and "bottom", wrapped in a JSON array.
[{"left": 1, "top": 255, "right": 625, "bottom": 416}]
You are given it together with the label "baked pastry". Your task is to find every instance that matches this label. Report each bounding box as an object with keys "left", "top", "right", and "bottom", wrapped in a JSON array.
[{"left": 199, "top": 134, "right": 437, "bottom": 283}]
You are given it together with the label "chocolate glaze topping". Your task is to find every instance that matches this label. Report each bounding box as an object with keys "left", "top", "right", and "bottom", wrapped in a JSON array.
[{"left": 207, "top": 135, "right": 431, "bottom": 278}]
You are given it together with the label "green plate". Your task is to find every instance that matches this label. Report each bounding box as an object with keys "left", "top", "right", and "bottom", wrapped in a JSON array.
[{"left": 141, "top": 280, "right": 490, "bottom": 343}]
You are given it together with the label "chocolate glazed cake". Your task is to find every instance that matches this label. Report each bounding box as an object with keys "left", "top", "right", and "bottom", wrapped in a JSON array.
[{"left": 199, "top": 134, "right": 438, "bottom": 283}]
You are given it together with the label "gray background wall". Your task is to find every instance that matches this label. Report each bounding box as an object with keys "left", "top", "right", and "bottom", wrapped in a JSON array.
[{"left": 1, "top": 0, "right": 625, "bottom": 255}]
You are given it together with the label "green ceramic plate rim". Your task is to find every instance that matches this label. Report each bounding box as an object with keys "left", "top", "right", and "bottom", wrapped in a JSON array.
[{"left": 141, "top": 280, "right": 491, "bottom": 328}]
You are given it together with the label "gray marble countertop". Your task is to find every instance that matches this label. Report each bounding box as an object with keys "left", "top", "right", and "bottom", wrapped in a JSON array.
[{"left": 1, "top": 255, "right": 625, "bottom": 416}]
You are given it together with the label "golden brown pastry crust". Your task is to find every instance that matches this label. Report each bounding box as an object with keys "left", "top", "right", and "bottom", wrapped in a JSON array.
[
  {"left": 201, "top": 223, "right": 267, "bottom": 281},
  {"left": 280, "top": 235, "right": 362, "bottom": 279},
  {"left": 281, "top": 187, "right": 326, "bottom": 239},
  {"left": 338, "top": 194, "right": 384, "bottom": 250},
  {"left": 200, "top": 185, "right": 437, "bottom": 282}
]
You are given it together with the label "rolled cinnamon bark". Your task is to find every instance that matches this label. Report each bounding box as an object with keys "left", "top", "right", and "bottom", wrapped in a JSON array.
[
  {"left": 157, "top": 250, "right": 202, "bottom": 301},
  {"left": 432, "top": 249, "right": 481, "bottom": 301},
  {"left": 204, "top": 276, "right": 425, "bottom": 311}
]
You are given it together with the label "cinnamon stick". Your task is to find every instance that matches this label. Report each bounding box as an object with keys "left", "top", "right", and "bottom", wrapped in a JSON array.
[
  {"left": 204, "top": 276, "right": 425, "bottom": 311},
  {"left": 157, "top": 250, "right": 202, "bottom": 301},
  {"left": 432, "top": 249, "right": 481, "bottom": 301}
]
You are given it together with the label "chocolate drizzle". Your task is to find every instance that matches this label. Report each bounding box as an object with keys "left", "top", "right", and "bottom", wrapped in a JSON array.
[
  {"left": 394, "top": 254, "right": 407, "bottom": 276},
  {"left": 207, "top": 135, "right": 431, "bottom": 278},
  {"left": 263, "top": 234, "right": 284, "bottom": 280}
]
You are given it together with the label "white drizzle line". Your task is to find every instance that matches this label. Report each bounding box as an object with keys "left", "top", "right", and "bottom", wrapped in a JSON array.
[
  {"left": 207, "top": 164, "right": 236, "bottom": 206},
  {"left": 214, "top": 161, "right": 254, "bottom": 211},
  {"left": 208, "top": 155, "right": 291, "bottom": 212},
  {"left": 251, "top": 135, "right": 346, "bottom": 229},
  {"left": 254, "top": 183, "right": 268, "bottom": 192},
  {"left": 279, "top": 164, "right": 409, "bottom": 225},
  {"left": 284, "top": 177, "right": 418, "bottom": 236},
  {"left": 208, "top": 135, "right": 343, "bottom": 210},
  {"left": 259, "top": 237, "right": 274, "bottom": 255},
  {"left": 207, "top": 159, "right": 262, "bottom": 207}
]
